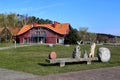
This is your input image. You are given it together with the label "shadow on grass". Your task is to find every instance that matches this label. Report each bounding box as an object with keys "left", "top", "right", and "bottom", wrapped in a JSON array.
[
  {"left": 38, "top": 63, "right": 59, "bottom": 67},
  {"left": 65, "top": 61, "right": 99, "bottom": 65}
]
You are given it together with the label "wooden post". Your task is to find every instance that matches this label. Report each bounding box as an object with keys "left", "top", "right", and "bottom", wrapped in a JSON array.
[{"left": 14, "top": 40, "right": 16, "bottom": 48}]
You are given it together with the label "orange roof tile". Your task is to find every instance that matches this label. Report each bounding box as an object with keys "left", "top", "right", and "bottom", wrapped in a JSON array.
[
  {"left": 0, "top": 27, "right": 20, "bottom": 36},
  {"left": 17, "top": 24, "right": 33, "bottom": 35},
  {"left": 11, "top": 27, "right": 21, "bottom": 36},
  {"left": 17, "top": 23, "right": 70, "bottom": 35}
]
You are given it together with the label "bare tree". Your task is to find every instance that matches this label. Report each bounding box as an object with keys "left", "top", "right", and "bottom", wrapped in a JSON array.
[
  {"left": 79, "top": 27, "right": 88, "bottom": 44},
  {"left": 79, "top": 27, "right": 97, "bottom": 44},
  {"left": 7, "top": 13, "right": 18, "bottom": 27}
]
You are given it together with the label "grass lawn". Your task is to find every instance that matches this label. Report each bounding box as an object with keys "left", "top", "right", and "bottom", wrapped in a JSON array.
[
  {"left": 0, "top": 43, "right": 14, "bottom": 47},
  {"left": 0, "top": 43, "right": 27, "bottom": 47},
  {"left": 0, "top": 44, "right": 119, "bottom": 76}
]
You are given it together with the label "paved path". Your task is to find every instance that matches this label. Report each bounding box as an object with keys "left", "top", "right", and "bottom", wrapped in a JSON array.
[
  {"left": 24, "top": 66, "right": 120, "bottom": 80},
  {"left": 0, "top": 68, "right": 38, "bottom": 80},
  {"left": 0, "top": 66, "right": 120, "bottom": 80},
  {"left": 0, "top": 45, "right": 31, "bottom": 50}
]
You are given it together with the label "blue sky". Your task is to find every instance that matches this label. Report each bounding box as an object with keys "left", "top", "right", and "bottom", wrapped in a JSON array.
[{"left": 0, "top": 0, "right": 120, "bottom": 36}]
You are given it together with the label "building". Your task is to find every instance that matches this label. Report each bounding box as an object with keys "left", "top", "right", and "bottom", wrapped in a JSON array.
[
  {"left": 0, "top": 27, "right": 20, "bottom": 42},
  {"left": 16, "top": 22, "right": 71, "bottom": 44}
]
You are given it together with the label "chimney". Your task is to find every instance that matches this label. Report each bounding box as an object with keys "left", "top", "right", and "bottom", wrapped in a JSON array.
[
  {"left": 33, "top": 22, "right": 38, "bottom": 27},
  {"left": 53, "top": 21, "right": 60, "bottom": 27}
]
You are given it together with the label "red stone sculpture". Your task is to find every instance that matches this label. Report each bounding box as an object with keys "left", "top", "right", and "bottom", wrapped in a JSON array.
[{"left": 49, "top": 51, "right": 57, "bottom": 59}]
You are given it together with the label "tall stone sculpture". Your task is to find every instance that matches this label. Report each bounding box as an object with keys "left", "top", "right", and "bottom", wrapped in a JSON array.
[
  {"left": 72, "top": 46, "right": 81, "bottom": 59},
  {"left": 89, "top": 43, "right": 96, "bottom": 58}
]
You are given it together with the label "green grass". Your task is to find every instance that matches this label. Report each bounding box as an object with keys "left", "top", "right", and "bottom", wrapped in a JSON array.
[
  {"left": 0, "top": 43, "right": 13, "bottom": 47},
  {"left": 0, "top": 43, "right": 27, "bottom": 47},
  {"left": 0, "top": 44, "right": 119, "bottom": 76}
]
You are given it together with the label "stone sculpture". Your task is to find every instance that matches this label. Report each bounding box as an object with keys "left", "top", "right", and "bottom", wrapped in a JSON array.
[
  {"left": 83, "top": 50, "right": 88, "bottom": 59},
  {"left": 49, "top": 51, "right": 57, "bottom": 59},
  {"left": 72, "top": 46, "right": 81, "bottom": 59},
  {"left": 77, "top": 40, "right": 82, "bottom": 45},
  {"left": 46, "top": 43, "right": 111, "bottom": 67},
  {"left": 89, "top": 43, "right": 96, "bottom": 58},
  {"left": 97, "top": 47, "right": 111, "bottom": 62}
]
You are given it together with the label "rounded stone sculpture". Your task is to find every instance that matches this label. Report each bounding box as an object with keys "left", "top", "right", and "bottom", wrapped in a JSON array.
[
  {"left": 97, "top": 47, "right": 111, "bottom": 62},
  {"left": 49, "top": 51, "right": 57, "bottom": 59}
]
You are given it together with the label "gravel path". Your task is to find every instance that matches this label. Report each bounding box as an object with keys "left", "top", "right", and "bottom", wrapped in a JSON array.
[
  {"left": 24, "top": 66, "right": 120, "bottom": 80},
  {"left": 0, "top": 68, "right": 38, "bottom": 80}
]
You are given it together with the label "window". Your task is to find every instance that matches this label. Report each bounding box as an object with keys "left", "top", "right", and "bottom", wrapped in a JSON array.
[{"left": 59, "top": 38, "right": 64, "bottom": 44}]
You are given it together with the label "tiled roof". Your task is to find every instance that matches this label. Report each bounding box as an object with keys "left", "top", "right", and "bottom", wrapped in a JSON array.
[
  {"left": 17, "top": 23, "right": 70, "bottom": 35},
  {"left": 0, "top": 27, "right": 20, "bottom": 36},
  {"left": 10, "top": 27, "right": 21, "bottom": 36}
]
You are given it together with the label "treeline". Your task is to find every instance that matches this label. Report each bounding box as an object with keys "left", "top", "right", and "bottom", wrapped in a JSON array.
[
  {"left": 64, "top": 27, "right": 120, "bottom": 44},
  {"left": 0, "top": 13, "right": 120, "bottom": 43},
  {"left": 0, "top": 13, "right": 53, "bottom": 28},
  {"left": 96, "top": 33, "right": 120, "bottom": 43}
]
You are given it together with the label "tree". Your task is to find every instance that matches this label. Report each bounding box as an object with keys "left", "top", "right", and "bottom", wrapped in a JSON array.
[
  {"left": 0, "top": 27, "right": 12, "bottom": 42},
  {"left": 96, "top": 33, "right": 111, "bottom": 43},
  {"left": 0, "top": 13, "right": 8, "bottom": 27},
  {"left": 78, "top": 27, "right": 97, "bottom": 44},
  {"left": 17, "top": 15, "right": 53, "bottom": 25},
  {"left": 64, "top": 28, "right": 79, "bottom": 44},
  {"left": 27, "top": 16, "right": 37, "bottom": 24},
  {"left": 115, "top": 37, "right": 120, "bottom": 43},
  {"left": 0, "top": 13, "right": 18, "bottom": 28},
  {"left": 17, "top": 14, "right": 28, "bottom": 26},
  {"left": 88, "top": 32, "right": 97, "bottom": 42},
  {"left": 79, "top": 27, "right": 88, "bottom": 43},
  {"left": 7, "top": 13, "right": 18, "bottom": 27},
  {"left": 45, "top": 19, "right": 53, "bottom": 24}
]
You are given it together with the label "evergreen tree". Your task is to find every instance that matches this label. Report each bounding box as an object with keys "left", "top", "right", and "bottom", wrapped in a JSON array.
[{"left": 64, "top": 28, "right": 79, "bottom": 44}]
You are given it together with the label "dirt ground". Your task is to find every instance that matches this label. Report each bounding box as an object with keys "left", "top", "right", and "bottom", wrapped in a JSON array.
[{"left": 24, "top": 66, "right": 120, "bottom": 80}]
